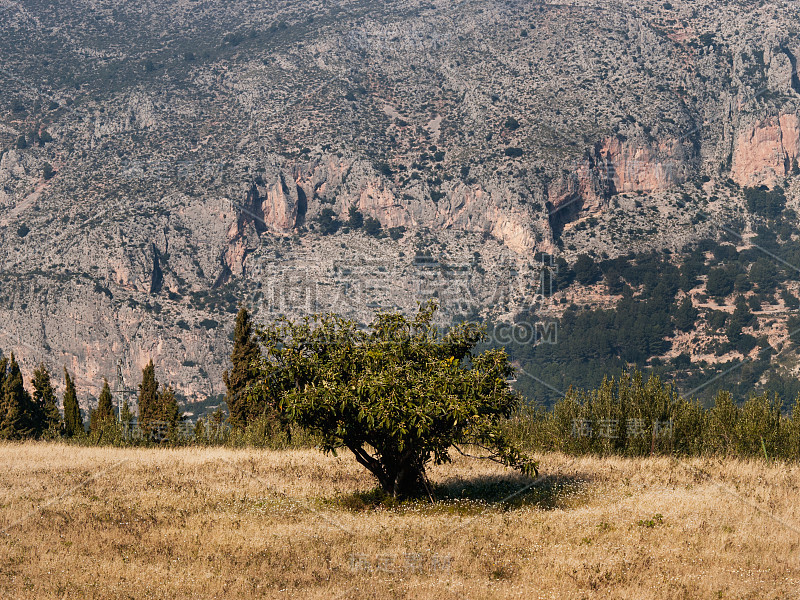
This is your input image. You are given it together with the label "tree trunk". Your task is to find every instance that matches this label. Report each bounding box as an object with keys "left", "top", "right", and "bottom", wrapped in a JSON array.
[{"left": 347, "top": 444, "right": 431, "bottom": 500}]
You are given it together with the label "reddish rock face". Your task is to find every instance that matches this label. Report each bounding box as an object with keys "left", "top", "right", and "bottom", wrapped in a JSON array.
[
  {"left": 596, "top": 137, "right": 686, "bottom": 194},
  {"left": 731, "top": 114, "right": 800, "bottom": 188},
  {"left": 547, "top": 136, "right": 687, "bottom": 222}
]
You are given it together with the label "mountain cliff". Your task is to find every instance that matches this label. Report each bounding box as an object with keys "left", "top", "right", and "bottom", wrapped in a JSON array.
[{"left": 2, "top": 0, "right": 800, "bottom": 405}]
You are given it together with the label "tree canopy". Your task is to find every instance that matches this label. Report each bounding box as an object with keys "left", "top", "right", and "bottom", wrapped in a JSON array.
[{"left": 250, "top": 302, "right": 536, "bottom": 499}]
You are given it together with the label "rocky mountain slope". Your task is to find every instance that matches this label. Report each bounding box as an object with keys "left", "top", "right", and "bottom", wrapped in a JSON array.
[{"left": 2, "top": 0, "right": 800, "bottom": 407}]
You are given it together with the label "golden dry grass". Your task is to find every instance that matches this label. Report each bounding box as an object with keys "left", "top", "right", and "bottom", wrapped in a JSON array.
[{"left": 1, "top": 443, "right": 799, "bottom": 599}]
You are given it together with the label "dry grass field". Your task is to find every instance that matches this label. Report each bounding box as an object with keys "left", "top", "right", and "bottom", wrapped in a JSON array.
[{"left": 1, "top": 443, "right": 799, "bottom": 599}]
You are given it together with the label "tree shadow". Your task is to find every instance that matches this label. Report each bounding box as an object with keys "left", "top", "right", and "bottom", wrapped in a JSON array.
[
  {"left": 331, "top": 472, "right": 592, "bottom": 513},
  {"left": 432, "top": 471, "right": 592, "bottom": 510}
]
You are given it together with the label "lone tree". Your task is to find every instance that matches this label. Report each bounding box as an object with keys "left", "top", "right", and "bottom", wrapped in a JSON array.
[
  {"left": 250, "top": 302, "right": 536, "bottom": 499},
  {"left": 223, "top": 306, "right": 261, "bottom": 429}
]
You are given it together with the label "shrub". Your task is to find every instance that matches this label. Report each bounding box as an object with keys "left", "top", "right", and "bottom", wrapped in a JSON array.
[
  {"left": 363, "top": 216, "right": 382, "bottom": 237},
  {"left": 317, "top": 208, "right": 341, "bottom": 235}
]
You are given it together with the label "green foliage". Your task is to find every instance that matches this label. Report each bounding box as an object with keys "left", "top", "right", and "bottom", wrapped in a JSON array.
[
  {"left": 157, "top": 386, "right": 183, "bottom": 430},
  {"left": 137, "top": 359, "right": 159, "bottom": 431},
  {"left": 63, "top": 368, "right": 83, "bottom": 438},
  {"left": 250, "top": 302, "right": 536, "bottom": 499},
  {"left": 388, "top": 226, "right": 406, "bottom": 241},
  {"left": 363, "top": 216, "right": 382, "bottom": 237},
  {"left": 504, "top": 147, "right": 523, "bottom": 157},
  {"left": 346, "top": 205, "right": 363, "bottom": 229},
  {"left": 706, "top": 265, "right": 736, "bottom": 297},
  {"left": 223, "top": 306, "right": 262, "bottom": 429},
  {"left": 673, "top": 296, "right": 698, "bottom": 332},
  {"left": 505, "top": 371, "right": 800, "bottom": 461},
  {"left": 32, "top": 363, "right": 61, "bottom": 437},
  {"left": 573, "top": 254, "right": 601, "bottom": 285},
  {"left": 317, "top": 207, "right": 341, "bottom": 235},
  {"left": 90, "top": 379, "right": 116, "bottom": 439},
  {"left": 744, "top": 186, "right": 786, "bottom": 219},
  {"left": 0, "top": 355, "right": 38, "bottom": 439},
  {"left": 137, "top": 359, "right": 184, "bottom": 439},
  {"left": 749, "top": 258, "right": 778, "bottom": 293}
]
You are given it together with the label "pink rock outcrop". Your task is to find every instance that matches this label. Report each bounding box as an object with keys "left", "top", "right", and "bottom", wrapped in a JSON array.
[
  {"left": 731, "top": 114, "right": 800, "bottom": 188},
  {"left": 547, "top": 136, "right": 687, "bottom": 217}
]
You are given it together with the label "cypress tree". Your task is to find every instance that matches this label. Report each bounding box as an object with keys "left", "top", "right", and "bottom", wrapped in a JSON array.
[
  {"left": 138, "top": 359, "right": 159, "bottom": 431},
  {"left": 0, "top": 355, "right": 36, "bottom": 439},
  {"left": 157, "top": 385, "right": 182, "bottom": 431},
  {"left": 223, "top": 306, "right": 260, "bottom": 429},
  {"left": 120, "top": 398, "right": 134, "bottom": 435},
  {"left": 0, "top": 356, "right": 8, "bottom": 432},
  {"left": 63, "top": 368, "right": 83, "bottom": 437},
  {"left": 32, "top": 363, "right": 61, "bottom": 437},
  {"left": 90, "top": 379, "right": 115, "bottom": 434}
]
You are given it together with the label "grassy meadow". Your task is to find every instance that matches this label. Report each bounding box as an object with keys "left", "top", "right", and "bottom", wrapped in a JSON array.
[{"left": 1, "top": 443, "right": 799, "bottom": 599}]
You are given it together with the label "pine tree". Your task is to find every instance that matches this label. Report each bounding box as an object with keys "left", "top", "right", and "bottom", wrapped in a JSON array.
[
  {"left": 0, "top": 355, "right": 36, "bottom": 439},
  {"left": 32, "top": 363, "right": 61, "bottom": 437},
  {"left": 223, "top": 306, "right": 261, "bottom": 429},
  {"left": 137, "top": 359, "right": 159, "bottom": 432},
  {"left": 90, "top": 379, "right": 115, "bottom": 434},
  {"left": 673, "top": 297, "right": 698, "bottom": 332},
  {"left": 63, "top": 368, "right": 83, "bottom": 437}
]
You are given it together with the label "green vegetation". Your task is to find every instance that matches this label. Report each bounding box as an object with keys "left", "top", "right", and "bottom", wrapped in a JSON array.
[
  {"left": 249, "top": 302, "right": 535, "bottom": 499},
  {"left": 62, "top": 368, "right": 83, "bottom": 438},
  {"left": 744, "top": 185, "right": 786, "bottom": 219},
  {"left": 222, "top": 306, "right": 261, "bottom": 429},
  {"left": 363, "top": 216, "right": 382, "bottom": 237},
  {"left": 317, "top": 207, "right": 341, "bottom": 235},
  {"left": 137, "top": 359, "right": 183, "bottom": 436},
  {"left": 346, "top": 205, "right": 363, "bottom": 229},
  {"left": 505, "top": 370, "right": 800, "bottom": 460}
]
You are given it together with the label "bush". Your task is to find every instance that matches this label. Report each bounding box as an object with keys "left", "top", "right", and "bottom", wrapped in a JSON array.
[
  {"left": 504, "top": 147, "right": 523, "bottom": 157},
  {"left": 346, "top": 205, "right": 363, "bottom": 229},
  {"left": 363, "top": 216, "right": 382, "bottom": 237},
  {"left": 317, "top": 208, "right": 341, "bottom": 235}
]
